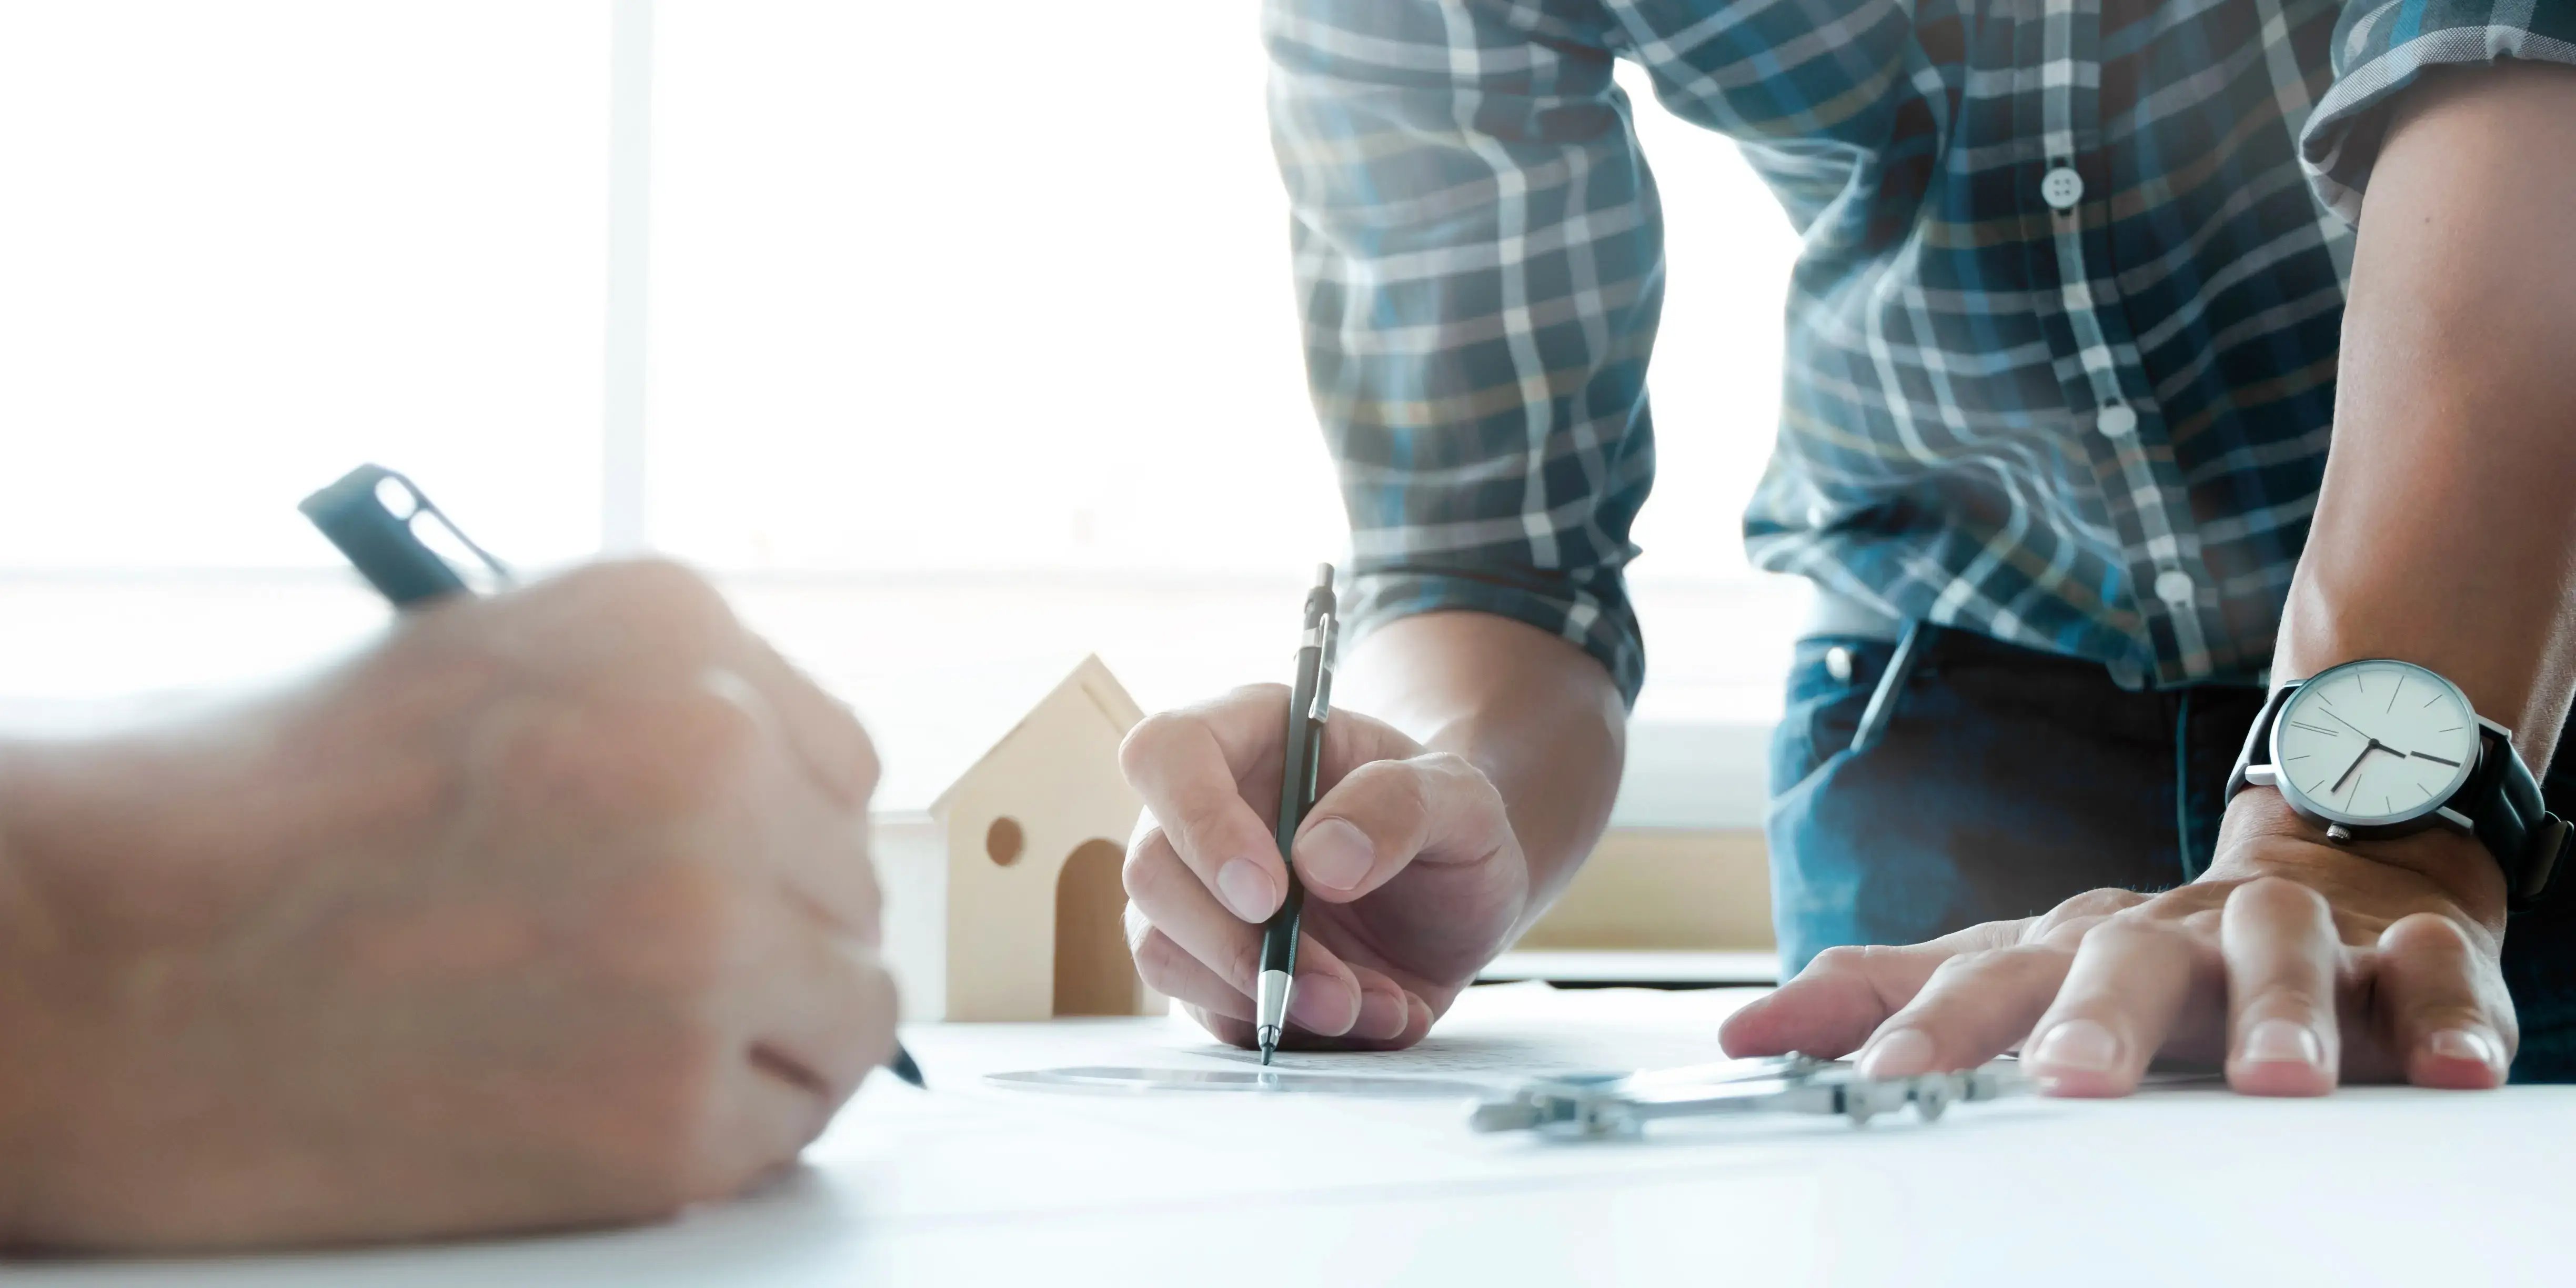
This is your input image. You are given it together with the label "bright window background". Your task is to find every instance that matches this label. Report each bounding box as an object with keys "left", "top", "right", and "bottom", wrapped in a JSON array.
[{"left": 0, "top": 1, "right": 1805, "bottom": 821}]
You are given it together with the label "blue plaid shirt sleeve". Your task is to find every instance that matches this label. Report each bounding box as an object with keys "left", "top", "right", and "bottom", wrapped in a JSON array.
[
  {"left": 2303, "top": 0, "right": 2576, "bottom": 220},
  {"left": 1266, "top": 0, "right": 1657, "bottom": 705}
]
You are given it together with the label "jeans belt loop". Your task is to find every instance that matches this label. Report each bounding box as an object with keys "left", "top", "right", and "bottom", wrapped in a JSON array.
[{"left": 1848, "top": 619, "right": 1936, "bottom": 756}]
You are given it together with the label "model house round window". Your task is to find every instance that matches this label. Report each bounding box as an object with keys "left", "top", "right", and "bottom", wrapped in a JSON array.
[{"left": 985, "top": 816, "right": 1025, "bottom": 866}]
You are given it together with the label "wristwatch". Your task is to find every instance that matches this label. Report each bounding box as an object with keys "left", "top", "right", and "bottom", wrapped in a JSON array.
[{"left": 2227, "top": 658, "right": 2572, "bottom": 910}]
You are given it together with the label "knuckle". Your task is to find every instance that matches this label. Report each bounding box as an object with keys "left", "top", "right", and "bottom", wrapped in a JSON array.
[
  {"left": 1806, "top": 944, "right": 1871, "bottom": 979},
  {"left": 1118, "top": 710, "right": 1195, "bottom": 780},
  {"left": 1411, "top": 750, "right": 1478, "bottom": 784},
  {"left": 2083, "top": 912, "right": 2181, "bottom": 953},
  {"left": 2031, "top": 888, "right": 2147, "bottom": 938},
  {"left": 2379, "top": 910, "right": 2474, "bottom": 958},
  {"left": 1995, "top": 941, "right": 2074, "bottom": 969},
  {"left": 1123, "top": 817, "right": 1169, "bottom": 867},
  {"left": 1920, "top": 949, "right": 1995, "bottom": 989},
  {"left": 1130, "top": 930, "right": 1188, "bottom": 991},
  {"left": 1173, "top": 800, "right": 1246, "bottom": 854},
  {"left": 1417, "top": 751, "right": 1504, "bottom": 814},
  {"left": 2062, "top": 887, "right": 2150, "bottom": 920},
  {"left": 1221, "top": 934, "right": 1262, "bottom": 992},
  {"left": 563, "top": 558, "right": 738, "bottom": 647},
  {"left": 2032, "top": 913, "right": 2110, "bottom": 949},
  {"left": 2227, "top": 874, "right": 2332, "bottom": 921},
  {"left": 1121, "top": 841, "right": 1177, "bottom": 907},
  {"left": 1134, "top": 954, "right": 1189, "bottom": 999},
  {"left": 658, "top": 687, "right": 770, "bottom": 801},
  {"left": 1926, "top": 942, "right": 2060, "bottom": 987},
  {"left": 1347, "top": 757, "right": 1434, "bottom": 824}
]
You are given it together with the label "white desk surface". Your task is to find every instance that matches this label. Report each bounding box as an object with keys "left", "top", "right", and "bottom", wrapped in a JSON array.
[
  {"left": 24, "top": 983, "right": 2576, "bottom": 1287},
  {"left": 1478, "top": 947, "right": 1779, "bottom": 985}
]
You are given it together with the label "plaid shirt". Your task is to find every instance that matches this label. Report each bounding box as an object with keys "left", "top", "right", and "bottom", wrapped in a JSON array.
[{"left": 1270, "top": 0, "right": 2576, "bottom": 704}]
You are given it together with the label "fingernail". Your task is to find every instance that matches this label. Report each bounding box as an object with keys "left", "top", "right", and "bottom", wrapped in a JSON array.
[
  {"left": 2028, "top": 1019, "right": 2120, "bottom": 1074},
  {"left": 1355, "top": 985, "right": 1406, "bottom": 1039},
  {"left": 1856, "top": 1027, "right": 1935, "bottom": 1079},
  {"left": 2239, "top": 1018, "right": 2324, "bottom": 1069},
  {"left": 1299, "top": 819, "right": 1373, "bottom": 892},
  {"left": 1288, "top": 974, "right": 1347, "bottom": 1033},
  {"left": 1403, "top": 992, "right": 1433, "bottom": 1037},
  {"left": 1215, "top": 859, "right": 1275, "bottom": 922},
  {"left": 2428, "top": 1027, "right": 2501, "bottom": 1070}
]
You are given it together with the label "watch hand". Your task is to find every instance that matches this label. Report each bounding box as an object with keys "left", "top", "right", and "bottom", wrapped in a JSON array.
[
  {"left": 2407, "top": 750, "right": 2462, "bottom": 767},
  {"left": 2329, "top": 741, "right": 2377, "bottom": 793},
  {"left": 2315, "top": 707, "right": 2378, "bottom": 742}
]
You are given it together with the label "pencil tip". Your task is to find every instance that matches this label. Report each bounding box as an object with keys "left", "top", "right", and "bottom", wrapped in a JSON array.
[{"left": 888, "top": 1044, "right": 926, "bottom": 1089}]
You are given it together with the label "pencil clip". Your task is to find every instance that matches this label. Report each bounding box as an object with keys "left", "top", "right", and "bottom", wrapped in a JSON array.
[{"left": 300, "top": 464, "right": 514, "bottom": 603}]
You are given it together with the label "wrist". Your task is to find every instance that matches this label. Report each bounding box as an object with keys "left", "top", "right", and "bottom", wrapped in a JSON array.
[
  {"left": 1344, "top": 612, "right": 1626, "bottom": 915},
  {"left": 2215, "top": 786, "right": 2509, "bottom": 930}
]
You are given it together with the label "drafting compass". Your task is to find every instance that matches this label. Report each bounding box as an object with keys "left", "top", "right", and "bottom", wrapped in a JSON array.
[{"left": 1467, "top": 1054, "right": 2029, "bottom": 1139}]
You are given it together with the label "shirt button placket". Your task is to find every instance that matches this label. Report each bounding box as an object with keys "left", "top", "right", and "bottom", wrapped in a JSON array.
[{"left": 2036, "top": 3, "right": 2213, "bottom": 680}]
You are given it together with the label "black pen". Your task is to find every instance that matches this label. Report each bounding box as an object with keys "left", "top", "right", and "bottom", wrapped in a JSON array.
[
  {"left": 1255, "top": 564, "right": 1340, "bottom": 1065},
  {"left": 299, "top": 464, "right": 927, "bottom": 1091}
]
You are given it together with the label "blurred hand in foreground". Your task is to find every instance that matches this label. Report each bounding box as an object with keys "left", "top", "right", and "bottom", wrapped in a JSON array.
[{"left": 0, "top": 560, "right": 895, "bottom": 1252}]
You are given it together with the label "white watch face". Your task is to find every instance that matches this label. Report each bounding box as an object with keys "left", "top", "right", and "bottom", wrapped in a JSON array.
[{"left": 2271, "top": 660, "right": 2480, "bottom": 827}]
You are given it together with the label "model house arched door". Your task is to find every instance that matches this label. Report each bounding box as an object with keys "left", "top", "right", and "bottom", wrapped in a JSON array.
[{"left": 1053, "top": 838, "right": 1140, "bottom": 1015}]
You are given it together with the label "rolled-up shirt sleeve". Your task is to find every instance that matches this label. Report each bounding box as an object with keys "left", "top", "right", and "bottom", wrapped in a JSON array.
[
  {"left": 2302, "top": 0, "right": 2576, "bottom": 222},
  {"left": 1266, "top": 0, "right": 1659, "bottom": 706}
]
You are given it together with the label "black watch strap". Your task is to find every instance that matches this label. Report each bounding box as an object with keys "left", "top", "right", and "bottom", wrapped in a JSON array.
[
  {"left": 2226, "top": 680, "right": 2573, "bottom": 912},
  {"left": 2464, "top": 726, "right": 2572, "bottom": 910}
]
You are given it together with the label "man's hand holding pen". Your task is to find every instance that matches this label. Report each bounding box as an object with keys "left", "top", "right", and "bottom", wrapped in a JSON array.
[{"left": 1117, "top": 688, "right": 1532, "bottom": 1053}]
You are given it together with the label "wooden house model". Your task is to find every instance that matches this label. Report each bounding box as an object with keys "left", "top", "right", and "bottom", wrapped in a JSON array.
[{"left": 874, "top": 655, "right": 1163, "bottom": 1022}]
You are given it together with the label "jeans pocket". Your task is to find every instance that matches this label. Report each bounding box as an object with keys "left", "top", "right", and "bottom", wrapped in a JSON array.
[{"left": 1771, "top": 636, "right": 1884, "bottom": 798}]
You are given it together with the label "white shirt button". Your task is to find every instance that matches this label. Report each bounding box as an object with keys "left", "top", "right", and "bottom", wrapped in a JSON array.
[
  {"left": 1825, "top": 646, "right": 1855, "bottom": 683},
  {"left": 2041, "top": 166, "right": 2085, "bottom": 210},
  {"left": 2154, "top": 570, "right": 2196, "bottom": 605},
  {"left": 2097, "top": 404, "right": 2138, "bottom": 437}
]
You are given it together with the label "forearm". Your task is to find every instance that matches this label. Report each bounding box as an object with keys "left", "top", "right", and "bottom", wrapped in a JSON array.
[
  {"left": 0, "top": 741, "right": 61, "bottom": 1246},
  {"left": 1277, "top": 0, "right": 1648, "bottom": 904},
  {"left": 2267, "top": 65, "right": 2576, "bottom": 908},
  {"left": 0, "top": 728, "right": 257, "bottom": 1247},
  {"left": 1338, "top": 611, "right": 1627, "bottom": 931}
]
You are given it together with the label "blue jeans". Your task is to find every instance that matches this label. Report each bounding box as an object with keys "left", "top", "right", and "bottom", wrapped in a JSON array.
[{"left": 1766, "top": 628, "right": 2576, "bottom": 1082}]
